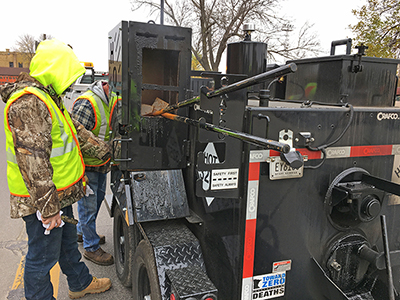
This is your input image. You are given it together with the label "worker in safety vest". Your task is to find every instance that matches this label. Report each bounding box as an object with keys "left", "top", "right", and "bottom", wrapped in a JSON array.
[
  {"left": 0, "top": 39, "right": 112, "bottom": 300},
  {"left": 71, "top": 80, "right": 113, "bottom": 266}
]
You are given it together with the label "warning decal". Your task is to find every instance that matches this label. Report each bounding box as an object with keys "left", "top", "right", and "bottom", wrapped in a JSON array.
[
  {"left": 252, "top": 272, "right": 286, "bottom": 299},
  {"left": 273, "top": 260, "right": 292, "bottom": 273},
  {"left": 211, "top": 168, "right": 239, "bottom": 190},
  {"left": 198, "top": 142, "right": 221, "bottom": 206}
]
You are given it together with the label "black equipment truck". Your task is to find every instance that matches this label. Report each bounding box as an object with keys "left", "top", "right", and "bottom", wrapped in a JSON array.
[{"left": 105, "top": 20, "right": 400, "bottom": 300}]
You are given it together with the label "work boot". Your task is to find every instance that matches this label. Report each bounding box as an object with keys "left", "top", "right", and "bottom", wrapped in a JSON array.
[
  {"left": 69, "top": 276, "right": 111, "bottom": 299},
  {"left": 77, "top": 234, "right": 105, "bottom": 244},
  {"left": 83, "top": 247, "right": 114, "bottom": 266}
]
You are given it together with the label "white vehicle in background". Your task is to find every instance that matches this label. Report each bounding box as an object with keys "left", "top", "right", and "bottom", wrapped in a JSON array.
[{"left": 63, "top": 62, "right": 108, "bottom": 112}]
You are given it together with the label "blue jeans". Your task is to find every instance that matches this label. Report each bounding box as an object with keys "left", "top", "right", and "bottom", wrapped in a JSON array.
[
  {"left": 77, "top": 171, "right": 107, "bottom": 252},
  {"left": 23, "top": 205, "right": 92, "bottom": 300}
]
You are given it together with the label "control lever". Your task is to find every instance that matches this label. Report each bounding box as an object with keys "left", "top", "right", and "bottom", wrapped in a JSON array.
[
  {"left": 381, "top": 215, "right": 396, "bottom": 300},
  {"left": 362, "top": 173, "right": 400, "bottom": 197},
  {"left": 358, "top": 244, "right": 385, "bottom": 270},
  {"left": 206, "top": 63, "right": 297, "bottom": 98},
  {"left": 280, "top": 151, "right": 304, "bottom": 169},
  {"left": 161, "top": 113, "right": 290, "bottom": 153}
]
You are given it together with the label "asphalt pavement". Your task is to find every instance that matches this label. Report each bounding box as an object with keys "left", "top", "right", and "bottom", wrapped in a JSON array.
[
  {"left": 3, "top": 194, "right": 133, "bottom": 300},
  {"left": 56, "top": 202, "right": 133, "bottom": 300}
]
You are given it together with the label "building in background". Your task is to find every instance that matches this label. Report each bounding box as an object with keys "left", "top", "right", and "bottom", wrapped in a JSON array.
[
  {"left": 0, "top": 49, "right": 31, "bottom": 84},
  {"left": 0, "top": 49, "right": 31, "bottom": 68},
  {"left": 0, "top": 67, "right": 29, "bottom": 85}
]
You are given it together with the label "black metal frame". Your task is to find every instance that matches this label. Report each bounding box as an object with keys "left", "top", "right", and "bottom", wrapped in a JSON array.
[{"left": 108, "top": 20, "right": 400, "bottom": 300}]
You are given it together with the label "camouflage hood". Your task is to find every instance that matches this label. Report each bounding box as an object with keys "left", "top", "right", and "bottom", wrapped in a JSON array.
[
  {"left": 30, "top": 39, "right": 85, "bottom": 97},
  {"left": 0, "top": 73, "right": 42, "bottom": 104}
]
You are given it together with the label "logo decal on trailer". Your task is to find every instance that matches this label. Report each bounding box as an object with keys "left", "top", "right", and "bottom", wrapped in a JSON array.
[
  {"left": 252, "top": 272, "right": 286, "bottom": 299},
  {"left": 377, "top": 112, "right": 399, "bottom": 121}
]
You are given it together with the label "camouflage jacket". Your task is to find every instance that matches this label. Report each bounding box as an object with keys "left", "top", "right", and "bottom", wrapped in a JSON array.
[{"left": 0, "top": 73, "right": 111, "bottom": 218}]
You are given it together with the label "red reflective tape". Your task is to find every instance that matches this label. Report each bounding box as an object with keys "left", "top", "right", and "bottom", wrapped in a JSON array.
[
  {"left": 350, "top": 145, "right": 393, "bottom": 157},
  {"left": 271, "top": 148, "right": 322, "bottom": 160},
  {"left": 269, "top": 150, "right": 280, "bottom": 157},
  {"left": 295, "top": 145, "right": 393, "bottom": 160},
  {"left": 243, "top": 158, "right": 260, "bottom": 280},
  {"left": 248, "top": 162, "right": 260, "bottom": 181},
  {"left": 242, "top": 219, "right": 257, "bottom": 278},
  {"left": 296, "top": 148, "right": 322, "bottom": 160}
]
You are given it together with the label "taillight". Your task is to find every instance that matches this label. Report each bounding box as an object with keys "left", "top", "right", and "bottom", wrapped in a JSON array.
[
  {"left": 202, "top": 295, "right": 217, "bottom": 300},
  {"left": 170, "top": 294, "right": 176, "bottom": 300}
]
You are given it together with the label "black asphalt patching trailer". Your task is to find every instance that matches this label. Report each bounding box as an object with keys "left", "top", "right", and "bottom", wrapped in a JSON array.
[{"left": 105, "top": 21, "right": 400, "bottom": 300}]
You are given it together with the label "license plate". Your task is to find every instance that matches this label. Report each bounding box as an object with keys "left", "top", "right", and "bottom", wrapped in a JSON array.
[{"left": 270, "top": 157, "right": 303, "bottom": 180}]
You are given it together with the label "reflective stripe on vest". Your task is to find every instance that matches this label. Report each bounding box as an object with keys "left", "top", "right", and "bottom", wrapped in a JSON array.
[
  {"left": 109, "top": 92, "right": 121, "bottom": 131},
  {"left": 76, "top": 91, "right": 110, "bottom": 141},
  {"left": 75, "top": 90, "right": 110, "bottom": 167},
  {"left": 4, "top": 86, "right": 85, "bottom": 197}
]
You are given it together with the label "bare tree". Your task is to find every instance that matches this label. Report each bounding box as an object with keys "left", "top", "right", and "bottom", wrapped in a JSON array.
[
  {"left": 131, "top": 0, "right": 321, "bottom": 71},
  {"left": 13, "top": 34, "right": 36, "bottom": 62},
  {"left": 264, "top": 22, "right": 320, "bottom": 62},
  {"left": 13, "top": 33, "right": 54, "bottom": 62}
]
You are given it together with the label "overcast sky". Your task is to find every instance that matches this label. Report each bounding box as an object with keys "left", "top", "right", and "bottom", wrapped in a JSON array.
[{"left": 1, "top": 0, "right": 365, "bottom": 72}]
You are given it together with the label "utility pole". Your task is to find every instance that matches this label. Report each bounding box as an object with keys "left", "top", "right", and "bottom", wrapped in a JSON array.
[{"left": 160, "top": 0, "right": 164, "bottom": 25}]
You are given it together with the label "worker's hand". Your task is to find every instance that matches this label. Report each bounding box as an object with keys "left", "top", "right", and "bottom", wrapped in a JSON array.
[{"left": 42, "top": 213, "right": 62, "bottom": 231}]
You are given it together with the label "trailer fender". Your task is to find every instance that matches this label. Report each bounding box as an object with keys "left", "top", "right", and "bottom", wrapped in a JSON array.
[
  {"left": 140, "top": 220, "right": 218, "bottom": 299},
  {"left": 130, "top": 169, "right": 190, "bottom": 222}
]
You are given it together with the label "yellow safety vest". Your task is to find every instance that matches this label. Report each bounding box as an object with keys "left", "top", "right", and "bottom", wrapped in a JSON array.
[
  {"left": 108, "top": 91, "right": 121, "bottom": 130},
  {"left": 75, "top": 90, "right": 110, "bottom": 167},
  {"left": 4, "top": 86, "right": 85, "bottom": 197}
]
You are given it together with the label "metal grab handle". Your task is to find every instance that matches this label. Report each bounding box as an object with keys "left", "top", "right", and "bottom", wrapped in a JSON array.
[
  {"left": 330, "top": 38, "right": 352, "bottom": 55},
  {"left": 111, "top": 138, "right": 132, "bottom": 162}
]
